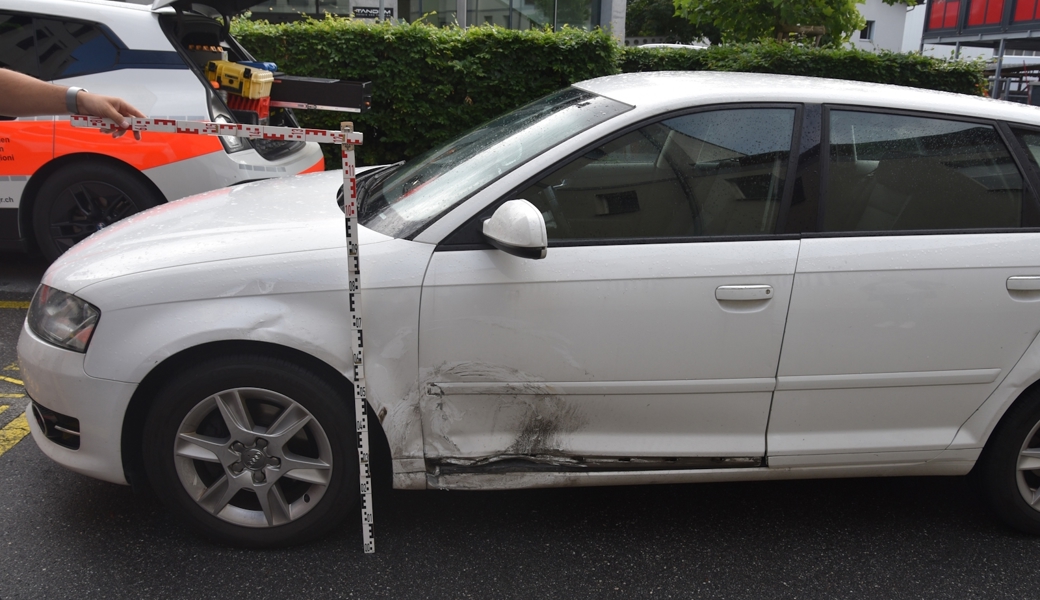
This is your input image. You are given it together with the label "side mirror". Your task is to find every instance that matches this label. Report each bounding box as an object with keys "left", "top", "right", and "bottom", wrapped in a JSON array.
[{"left": 482, "top": 199, "right": 548, "bottom": 260}]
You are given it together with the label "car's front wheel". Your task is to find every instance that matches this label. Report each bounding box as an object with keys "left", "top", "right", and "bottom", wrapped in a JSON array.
[{"left": 143, "top": 355, "right": 357, "bottom": 547}]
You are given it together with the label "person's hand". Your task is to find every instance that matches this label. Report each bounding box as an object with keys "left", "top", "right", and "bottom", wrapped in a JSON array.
[{"left": 76, "top": 91, "right": 146, "bottom": 140}]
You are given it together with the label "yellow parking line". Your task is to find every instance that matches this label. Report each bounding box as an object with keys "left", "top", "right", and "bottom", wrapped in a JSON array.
[
  {"left": 0, "top": 394, "right": 23, "bottom": 398},
  {"left": 3, "top": 362, "right": 18, "bottom": 371},
  {"left": 0, "top": 375, "right": 23, "bottom": 386},
  {"left": 0, "top": 301, "right": 30, "bottom": 309},
  {"left": 0, "top": 412, "right": 30, "bottom": 457},
  {"left": 0, "top": 405, "right": 7, "bottom": 415}
]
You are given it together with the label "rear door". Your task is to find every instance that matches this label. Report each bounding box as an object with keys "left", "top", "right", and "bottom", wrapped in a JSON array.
[
  {"left": 770, "top": 107, "right": 1040, "bottom": 465},
  {"left": 419, "top": 106, "right": 802, "bottom": 467}
]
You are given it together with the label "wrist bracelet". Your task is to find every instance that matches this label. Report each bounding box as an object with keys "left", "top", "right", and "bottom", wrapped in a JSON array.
[{"left": 65, "top": 86, "right": 87, "bottom": 114}]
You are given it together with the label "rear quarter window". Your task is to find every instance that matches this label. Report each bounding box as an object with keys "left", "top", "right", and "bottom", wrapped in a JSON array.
[
  {"left": 0, "top": 13, "right": 37, "bottom": 76},
  {"left": 35, "top": 19, "right": 119, "bottom": 80}
]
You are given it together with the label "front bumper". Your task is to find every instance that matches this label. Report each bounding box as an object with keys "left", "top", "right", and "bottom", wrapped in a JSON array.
[{"left": 17, "top": 322, "right": 137, "bottom": 485}]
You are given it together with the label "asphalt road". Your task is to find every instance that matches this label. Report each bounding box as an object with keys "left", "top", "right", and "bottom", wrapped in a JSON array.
[{"left": 3, "top": 252, "right": 1040, "bottom": 599}]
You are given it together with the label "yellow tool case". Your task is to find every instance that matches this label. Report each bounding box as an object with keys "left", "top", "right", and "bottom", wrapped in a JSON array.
[{"left": 205, "top": 60, "right": 273, "bottom": 99}]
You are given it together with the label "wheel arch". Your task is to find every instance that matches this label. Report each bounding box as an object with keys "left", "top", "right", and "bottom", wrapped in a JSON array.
[
  {"left": 120, "top": 339, "right": 391, "bottom": 492},
  {"left": 20, "top": 153, "right": 168, "bottom": 249},
  {"left": 954, "top": 329, "right": 1040, "bottom": 459}
]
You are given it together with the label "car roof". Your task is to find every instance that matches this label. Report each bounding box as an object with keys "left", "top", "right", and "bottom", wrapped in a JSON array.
[
  {"left": 576, "top": 71, "right": 1040, "bottom": 127},
  {"left": 10, "top": 0, "right": 156, "bottom": 13},
  {"left": 0, "top": 0, "right": 175, "bottom": 50}
]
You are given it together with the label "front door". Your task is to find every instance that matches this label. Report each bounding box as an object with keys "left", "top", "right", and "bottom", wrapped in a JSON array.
[{"left": 419, "top": 106, "right": 802, "bottom": 467}]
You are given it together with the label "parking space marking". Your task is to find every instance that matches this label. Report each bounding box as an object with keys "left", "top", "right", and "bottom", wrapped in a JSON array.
[
  {"left": 0, "top": 411, "right": 30, "bottom": 458},
  {"left": 3, "top": 362, "right": 19, "bottom": 371},
  {"left": 1, "top": 375, "right": 23, "bottom": 386},
  {"left": 0, "top": 393, "right": 24, "bottom": 398},
  {"left": 0, "top": 301, "right": 30, "bottom": 309}
]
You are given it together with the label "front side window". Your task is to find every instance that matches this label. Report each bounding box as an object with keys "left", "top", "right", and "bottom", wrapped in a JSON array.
[
  {"left": 514, "top": 107, "right": 797, "bottom": 241},
  {"left": 0, "top": 13, "right": 37, "bottom": 77},
  {"left": 359, "top": 87, "right": 631, "bottom": 239},
  {"left": 824, "top": 110, "right": 1024, "bottom": 232}
]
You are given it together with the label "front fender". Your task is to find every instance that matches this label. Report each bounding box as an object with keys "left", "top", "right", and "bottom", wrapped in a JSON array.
[{"left": 77, "top": 240, "right": 433, "bottom": 479}]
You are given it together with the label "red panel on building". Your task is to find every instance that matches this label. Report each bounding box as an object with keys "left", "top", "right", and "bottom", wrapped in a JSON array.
[
  {"left": 1014, "top": 0, "right": 1039, "bottom": 22},
  {"left": 986, "top": 0, "right": 1005, "bottom": 23},
  {"left": 945, "top": 0, "right": 961, "bottom": 27},
  {"left": 929, "top": 0, "right": 948, "bottom": 29},
  {"left": 968, "top": 0, "right": 985, "bottom": 24}
]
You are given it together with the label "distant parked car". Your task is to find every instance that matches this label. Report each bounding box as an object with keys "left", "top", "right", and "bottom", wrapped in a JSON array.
[
  {"left": 20, "top": 71, "right": 1040, "bottom": 547},
  {"left": 0, "top": 0, "right": 324, "bottom": 260},
  {"left": 638, "top": 42, "right": 709, "bottom": 49}
]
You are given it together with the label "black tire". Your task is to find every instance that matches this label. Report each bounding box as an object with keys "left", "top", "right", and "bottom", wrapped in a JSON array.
[
  {"left": 143, "top": 355, "right": 358, "bottom": 548},
  {"left": 33, "top": 160, "right": 162, "bottom": 261},
  {"left": 977, "top": 388, "right": 1040, "bottom": 534}
]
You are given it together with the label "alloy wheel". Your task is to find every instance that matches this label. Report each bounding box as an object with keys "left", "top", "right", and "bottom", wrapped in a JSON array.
[
  {"left": 173, "top": 387, "right": 334, "bottom": 528},
  {"left": 48, "top": 182, "right": 140, "bottom": 252}
]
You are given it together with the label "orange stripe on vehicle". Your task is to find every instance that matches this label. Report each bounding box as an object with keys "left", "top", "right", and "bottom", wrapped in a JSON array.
[
  {"left": 0, "top": 121, "right": 55, "bottom": 176},
  {"left": 54, "top": 121, "right": 223, "bottom": 171},
  {"left": 300, "top": 157, "right": 325, "bottom": 174}
]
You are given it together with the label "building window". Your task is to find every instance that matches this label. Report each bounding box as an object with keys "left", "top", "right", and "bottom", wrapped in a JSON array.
[
  {"left": 466, "top": 0, "right": 598, "bottom": 30},
  {"left": 928, "top": 0, "right": 961, "bottom": 30},
  {"left": 1015, "top": 0, "right": 1040, "bottom": 22},
  {"left": 859, "top": 20, "right": 874, "bottom": 40},
  {"left": 967, "top": 0, "right": 1004, "bottom": 26}
]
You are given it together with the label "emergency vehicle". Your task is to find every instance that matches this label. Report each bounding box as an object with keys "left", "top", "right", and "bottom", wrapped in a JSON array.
[{"left": 0, "top": 0, "right": 325, "bottom": 260}]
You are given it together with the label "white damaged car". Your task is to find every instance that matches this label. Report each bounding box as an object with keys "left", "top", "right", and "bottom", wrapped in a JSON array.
[{"left": 20, "top": 71, "right": 1040, "bottom": 546}]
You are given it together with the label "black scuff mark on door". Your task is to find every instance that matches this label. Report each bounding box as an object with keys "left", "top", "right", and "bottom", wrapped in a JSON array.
[{"left": 506, "top": 400, "right": 587, "bottom": 456}]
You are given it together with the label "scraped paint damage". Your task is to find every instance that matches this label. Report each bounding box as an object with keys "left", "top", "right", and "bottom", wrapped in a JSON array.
[{"left": 417, "top": 361, "right": 590, "bottom": 467}]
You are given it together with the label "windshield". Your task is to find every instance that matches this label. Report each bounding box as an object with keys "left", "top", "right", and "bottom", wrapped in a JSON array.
[{"left": 359, "top": 87, "right": 631, "bottom": 238}]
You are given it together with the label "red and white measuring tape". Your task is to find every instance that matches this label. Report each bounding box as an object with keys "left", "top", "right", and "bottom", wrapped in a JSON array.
[
  {"left": 70, "top": 115, "right": 364, "bottom": 144},
  {"left": 72, "top": 115, "right": 375, "bottom": 553}
]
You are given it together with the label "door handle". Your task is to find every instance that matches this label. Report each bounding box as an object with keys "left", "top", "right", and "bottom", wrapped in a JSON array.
[
  {"left": 1008, "top": 276, "right": 1040, "bottom": 291},
  {"left": 716, "top": 284, "right": 773, "bottom": 301}
]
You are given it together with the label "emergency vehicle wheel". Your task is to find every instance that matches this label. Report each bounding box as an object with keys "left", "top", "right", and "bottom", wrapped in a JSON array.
[{"left": 33, "top": 161, "right": 162, "bottom": 261}]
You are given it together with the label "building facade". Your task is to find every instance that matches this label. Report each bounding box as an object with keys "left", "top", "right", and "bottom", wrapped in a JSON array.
[
  {"left": 920, "top": 0, "right": 1040, "bottom": 54},
  {"left": 851, "top": 0, "right": 911, "bottom": 52},
  {"left": 250, "top": 0, "right": 624, "bottom": 39}
]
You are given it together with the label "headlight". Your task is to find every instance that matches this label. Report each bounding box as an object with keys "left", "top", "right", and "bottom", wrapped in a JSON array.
[{"left": 28, "top": 285, "right": 100, "bottom": 353}]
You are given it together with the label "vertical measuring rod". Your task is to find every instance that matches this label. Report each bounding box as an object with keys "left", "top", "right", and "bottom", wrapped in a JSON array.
[{"left": 342, "top": 122, "right": 375, "bottom": 554}]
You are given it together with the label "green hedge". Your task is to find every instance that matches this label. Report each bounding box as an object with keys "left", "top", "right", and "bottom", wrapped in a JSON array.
[
  {"left": 232, "top": 18, "right": 619, "bottom": 165},
  {"left": 619, "top": 43, "right": 986, "bottom": 95},
  {"left": 231, "top": 18, "right": 985, "bottom": 166}
]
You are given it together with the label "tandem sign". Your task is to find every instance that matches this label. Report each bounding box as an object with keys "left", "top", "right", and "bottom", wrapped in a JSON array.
[{"left": 352, "top": 6, "right": 393, "bottom": 18}]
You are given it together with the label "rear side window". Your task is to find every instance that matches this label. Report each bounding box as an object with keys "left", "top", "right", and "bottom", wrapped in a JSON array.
[
  {"left": 35, "top": 18, "right": 119, "bottom": 80},
  {"left": 824, "top": 110, "right": 1024, "bottom": 232},
  {"left": 0, "top": 13, "right": 37, "bottom": 76}
]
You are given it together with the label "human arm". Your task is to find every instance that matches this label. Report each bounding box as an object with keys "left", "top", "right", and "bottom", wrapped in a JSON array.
[{"left": 0, "top": 69, "right": 145, "bottom": 137}]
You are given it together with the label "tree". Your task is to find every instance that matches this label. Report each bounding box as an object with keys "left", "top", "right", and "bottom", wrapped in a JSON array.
[
  {"left": 626, "top": 0, "right": 720, "bottom": 44},
  {"left": 673, "top": 0, "right": 919, "bottom": 46}
]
